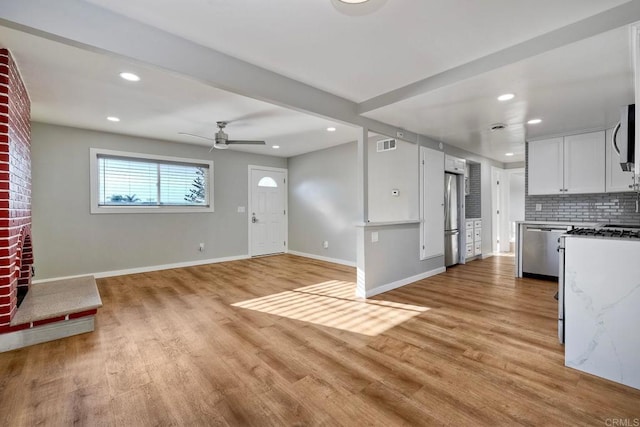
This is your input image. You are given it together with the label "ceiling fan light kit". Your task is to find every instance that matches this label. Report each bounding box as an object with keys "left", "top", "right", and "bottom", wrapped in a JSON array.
[{"left": 179, "top": 121, "right": 266, "bottom": 151}]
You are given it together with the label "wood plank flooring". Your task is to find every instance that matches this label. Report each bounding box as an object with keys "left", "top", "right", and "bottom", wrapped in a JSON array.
[{"left": 1, "top": 254, "right": 639, "bottom": 426}]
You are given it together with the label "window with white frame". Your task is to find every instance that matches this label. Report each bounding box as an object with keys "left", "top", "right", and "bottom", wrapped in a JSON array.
[{"left": 90, "top": 148, "right": 214, "bottom": 213}]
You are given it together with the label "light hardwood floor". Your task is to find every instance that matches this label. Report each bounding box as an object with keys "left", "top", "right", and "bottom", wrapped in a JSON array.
[{"left": 1, "top": 255, "right": 639, "bottom": 426}]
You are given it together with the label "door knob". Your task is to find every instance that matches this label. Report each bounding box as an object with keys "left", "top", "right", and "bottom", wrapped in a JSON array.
[{"left": 251, "top": 213, "right": 257, "bottom": 223}]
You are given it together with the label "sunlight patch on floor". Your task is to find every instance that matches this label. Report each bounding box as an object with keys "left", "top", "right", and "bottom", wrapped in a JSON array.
[{"left": 231, "top": 280, "right": 430, "bottom": 336}]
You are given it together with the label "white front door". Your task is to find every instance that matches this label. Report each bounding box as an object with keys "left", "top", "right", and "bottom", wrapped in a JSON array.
[{"left": 249, "top": 167, "right": 287, "bottom": 257}]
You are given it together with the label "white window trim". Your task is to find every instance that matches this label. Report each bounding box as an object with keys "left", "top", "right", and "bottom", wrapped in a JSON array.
[{"left": 89, "top": 148, "right": 214, "bottom": 214}]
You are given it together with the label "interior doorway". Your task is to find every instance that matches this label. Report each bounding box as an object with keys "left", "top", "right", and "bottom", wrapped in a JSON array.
[
  {"left": 491, "top": 167, "right": 510, "bottom": 254},
  {"left": 248, "top": 166, "right": 288, "bottom": 257}
]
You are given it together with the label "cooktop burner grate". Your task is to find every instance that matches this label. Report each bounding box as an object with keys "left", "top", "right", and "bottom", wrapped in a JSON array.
[{"left": 567, "top": 227, "right": 640, "bottom": 239}]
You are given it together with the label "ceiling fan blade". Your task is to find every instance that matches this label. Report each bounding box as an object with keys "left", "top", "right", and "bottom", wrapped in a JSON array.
[
  {"left": 178, "top": 132, "right": 216, "bottom": 142},
  {"left": 226, "top": 140, "right": 266, "bottom": 145}
]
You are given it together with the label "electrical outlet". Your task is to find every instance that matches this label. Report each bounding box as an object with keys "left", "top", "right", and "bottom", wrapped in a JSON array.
[
  {"left": 199, "top": 243, "right": 205, "bottom": 252},
  {"left": 535, "top": 203, "right": 542, "bottom": 212},
  {"left": 323, "top": 241, "right": 329, "bottom": 249}
]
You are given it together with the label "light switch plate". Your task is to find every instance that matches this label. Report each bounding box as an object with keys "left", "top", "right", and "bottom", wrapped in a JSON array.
[
  {"left": 237, "top": 206, "right": 246, "bottom": 213},
  {"left": 535, "top": 204, "right": 542, "bottom": 212},
  {"left": 371, "top": 231, "right": 379, "bottom": 243}
]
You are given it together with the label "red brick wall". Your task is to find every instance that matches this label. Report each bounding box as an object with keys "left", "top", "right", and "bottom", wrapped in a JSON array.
[{"left": 0, "top": 49, "right": 32, "bottom": 328}]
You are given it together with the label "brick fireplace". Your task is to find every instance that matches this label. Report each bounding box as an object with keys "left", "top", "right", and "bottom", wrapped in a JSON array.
[{"left": 0, "top": 49, "right": 33, "bottom": 332}]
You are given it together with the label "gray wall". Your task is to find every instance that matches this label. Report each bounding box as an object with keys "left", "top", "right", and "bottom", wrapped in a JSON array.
[
  {"left": 368, "top": 137, "right": 419, "bottom": 222},
  {"left": 357, "top": 223, "right": 444, "bottom": 296},
  {"left": 288, "top": 142, "right": 357, "bottom": 263},
  {"left": 31, "top": 122, "right": 286, "bottom": 279}
]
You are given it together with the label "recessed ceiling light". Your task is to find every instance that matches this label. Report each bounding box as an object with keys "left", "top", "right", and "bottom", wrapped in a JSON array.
[
  {"left": 527, "top": 118, "right": 542, "bottom": 124},
  {"left": 107, "top": 116, "right": 120, "bottom": 122},
  {"left": 272, "top": 145, "right": 280, "bottom": 149},
  {"left": 119, "top": 72, "right": 140, "bottom": 82},
  {"left": 327, "top": 127, "right": 336, "bottom": 132},
  {"left": 497, "top": 93, "right": 515, "bottom": 101},
  {"left": 505, "top": 152, "right": 514, "bottom": 157},
  {"left": 339, "top": 0, "right": 369, "bottom": 3}
]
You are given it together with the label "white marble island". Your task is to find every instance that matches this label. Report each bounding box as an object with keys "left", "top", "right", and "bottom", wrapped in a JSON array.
[{"left": 564, "top": 235, "right": 640, "bottom": 390}]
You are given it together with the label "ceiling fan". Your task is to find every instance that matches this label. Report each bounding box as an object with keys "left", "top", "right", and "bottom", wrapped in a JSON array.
[{"left": 179, "top": 121, "right": 266, "bottom": 151}]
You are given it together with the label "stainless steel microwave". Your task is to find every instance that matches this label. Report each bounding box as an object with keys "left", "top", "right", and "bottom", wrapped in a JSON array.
[{"left": 612, "top": 104, "right": 635, "bottom": 172}]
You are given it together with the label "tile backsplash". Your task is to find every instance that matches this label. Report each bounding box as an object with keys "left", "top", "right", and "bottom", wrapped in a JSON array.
[
  {"left": 525, "top": 192, "right": 640, "bottom": 224},
  {"left": 465, "top": 163, "right": 481, "bottom": 219}
]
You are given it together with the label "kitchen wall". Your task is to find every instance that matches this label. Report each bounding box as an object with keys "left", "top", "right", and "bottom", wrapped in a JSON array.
[
  {"left": 465, "top": 163, "right": 481, "bottom": 219},
  {"left": 444, "top": 145, "right": 506, "bottom": 255},
  {"left": 288, "top": 141, "right": 357, "bottom": 264},
  {"left": 368, "top": 136, "right": 419, "bottom": 222},
  {"left": 31, "top": 122, "right": 286, "bottom": 279},
  {"left": 525, "top": 192, "right": 640, "bottom": 224},
  {"left": 524, "top": 141, "right": 640, "bottom": 224}
]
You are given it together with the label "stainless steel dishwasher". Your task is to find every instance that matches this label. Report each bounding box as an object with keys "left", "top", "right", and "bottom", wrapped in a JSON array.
[{"left": 522, "top": 225, "right": 569, "bottom": 280}]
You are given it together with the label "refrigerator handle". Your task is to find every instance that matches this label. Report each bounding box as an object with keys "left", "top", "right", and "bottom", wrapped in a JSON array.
[{"left": 612, "top": 121, "right": 621, "bottom": 155}]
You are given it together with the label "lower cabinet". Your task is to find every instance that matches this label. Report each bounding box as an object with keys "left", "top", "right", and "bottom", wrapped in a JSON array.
[{"left": 465, "top": 218, "right": 482, "bottom": 259}]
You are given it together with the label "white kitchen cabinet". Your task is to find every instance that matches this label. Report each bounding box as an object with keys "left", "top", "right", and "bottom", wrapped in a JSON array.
[
  {"left": 528, "top": 137, "right": 564, "bottom": 195},
  {"left": 444, "top": 154, "right": 465, "bottom": 174},
  {"left": 563, "top": 132, "right": 605, "bottom": 194},
  {"left": 605, "top": 127, "right": 635, "bottom": 192},
  {"left": 465, "top": 218, "right": 482, "bottom": 258},
  {"left": 528, "top": 131, "right": 605, "bottom": 195},
  {"left": 420, "top": 146, "right": 445, "bottom": 260}
]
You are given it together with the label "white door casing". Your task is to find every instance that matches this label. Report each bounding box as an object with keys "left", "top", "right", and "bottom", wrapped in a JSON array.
[
  {"left": 491, "top": 167, "right": 510, "bottom": 253},
  {"left": 248, "top": 166, "right": 287, "bottom": 257}
]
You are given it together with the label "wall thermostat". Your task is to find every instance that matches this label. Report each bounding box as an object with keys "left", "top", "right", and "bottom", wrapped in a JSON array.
[{"left": 391, "top": 189, "right": 400, "bottom": 197}]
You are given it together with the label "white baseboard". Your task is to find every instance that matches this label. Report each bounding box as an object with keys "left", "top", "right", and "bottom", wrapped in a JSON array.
[
  {"left": 481, "top": 252, "right": 494, "bottom": 259},
  {"left": 287, "top": 250, "right": 356, "bottom": 267},
  {"left": 32, "top": 255, "right": 250, "bottom": 284},
  {"left": 0, "top": 317, "right": 95, "bottom": 353},
  {"left": 356, "top": 266, "right": 446, "bottom": 298}
]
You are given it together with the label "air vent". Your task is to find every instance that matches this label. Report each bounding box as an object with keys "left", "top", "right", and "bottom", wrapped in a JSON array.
[
  {"left": 490, "top": 123, "right": 507, "bottom": 132},
  {"left": 377, "top": 138, "right": 397, "bottom": 152}
]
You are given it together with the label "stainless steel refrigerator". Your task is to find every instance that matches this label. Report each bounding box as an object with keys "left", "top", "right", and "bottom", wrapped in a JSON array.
[{"left": 444, "top": 173, "right": 459, "bottom": 266}]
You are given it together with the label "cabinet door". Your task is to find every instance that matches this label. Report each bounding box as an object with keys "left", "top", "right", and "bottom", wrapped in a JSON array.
[
  {"left": 564, "top": 131, "right": 605, "bottom": 194},
  {"left": 605, "top": 127, "right": 634, "bottom": 192},
  {"left": 528, "top": 138, "right": 564, "bottom": 195},
  {"left": 420, "top": 147, "right": 445, "bottom": 260}
]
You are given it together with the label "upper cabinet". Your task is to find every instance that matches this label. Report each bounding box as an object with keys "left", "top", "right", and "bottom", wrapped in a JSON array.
[
  {"left": 444, "top": 154, "right": 465, "bottom": 174},
  {"left": 528, "top": 137, "right": 564, "bottom": 195},
  {"left": 563, "top": 131, "right": 605, "bottom": 194},
  {"left": 528, "top": 131, "right": 605, "bottom": 195},
  {"left": 605, "top": 127, "right": 635, "bottom": 192}
]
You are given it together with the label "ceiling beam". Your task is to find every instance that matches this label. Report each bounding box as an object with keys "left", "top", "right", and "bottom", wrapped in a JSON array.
[{"left": 358, "top": 0, "right": 640, "bottom": 114}]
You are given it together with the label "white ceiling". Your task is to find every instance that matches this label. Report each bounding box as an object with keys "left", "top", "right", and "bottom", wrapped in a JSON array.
[
  {"left": 0, "top": 26, "right": 360, "bottom": 158},
  {"left": 0, "top": 0, "right": 636, "bottom": 163}
]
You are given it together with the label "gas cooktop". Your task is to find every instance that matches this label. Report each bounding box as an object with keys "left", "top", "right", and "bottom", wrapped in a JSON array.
[{"left": 567, "top": 226, "right": 640, "bottom": 239}]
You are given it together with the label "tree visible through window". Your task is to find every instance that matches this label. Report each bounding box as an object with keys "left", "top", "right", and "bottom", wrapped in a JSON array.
[
  {"left": 95, "top": 152, "right": 212, "bottom": 209},
  {"left": 184, "top": 167, "right": 206, "bottom": 204}
]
